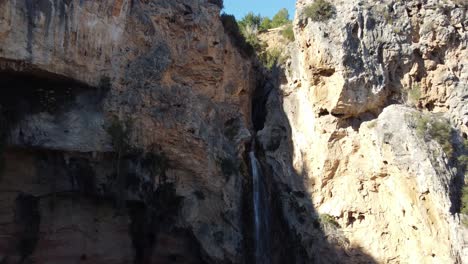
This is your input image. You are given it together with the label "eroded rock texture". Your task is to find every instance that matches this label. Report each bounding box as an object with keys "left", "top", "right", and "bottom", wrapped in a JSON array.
[
  {"left": 0, "top": 0, "right": 467, "bottom": 263},
  {"left": 259, "top": 0, "right": 467, "bottom": 263},
  {"left": 0, "top": 0, "right": 256, "bottom": 263}
]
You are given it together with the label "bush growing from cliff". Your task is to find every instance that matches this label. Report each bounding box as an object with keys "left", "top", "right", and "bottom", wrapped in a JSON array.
[
  {"left": 415, "top": 114, "right": 454, "bottom": 159},
  {"left": 221, "top": 13, "right": 255, "bottom": 57},
  {"left": 260, "top": 49, "right": 284, "bottom": 70},
  {"left": 221, "top": 12, "right": 290, "bottom": 69},
  {"left": 271, "top": 8, "right": 291, "bottom": 28},
  {"left": 319, "top": 213, "right": 340, "bottom": 228},
  {"left": 457, "top": 139, "right": 468, "bottom": 226},
  {"left": 106, "top": 117, "right": 133, "bottom": 208},
  {"left": 238, "top": 9, "right": 291, "bottom": 33},
  {"left": 317, "top": 213, "right": 350, "bottom": 248},
  {"left": 238, "top": 12, "right": 262, "bottom": 32},
  {"left": 107, "top": 117, "right": 132, "bottom": 157},
  {"left": 304, "top": 0, "right": 336, "bottom": 22},
  {"left": 281, "top": 23, "right": 295, "bottom": 41},
  {"left": 461, "top": 184, "right": 468, "bottom": 226},
  {"left": 408, "top": 83, "right": 422, "bottom": 103},
  {"left": 259, "top": 17, "right": 273, "bottom": 31},
  {"left": 143, "top": 148, "right": 169, "bottom": 184}
]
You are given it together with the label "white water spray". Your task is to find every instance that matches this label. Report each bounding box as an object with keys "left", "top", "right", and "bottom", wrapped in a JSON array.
[{"left": 249, "top": 150, "right": 270, "bottom": 264}]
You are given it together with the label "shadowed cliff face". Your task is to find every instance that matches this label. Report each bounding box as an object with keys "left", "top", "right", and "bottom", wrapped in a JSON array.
[
  {"left": 0, "top": 0, "right": 257, "bottom": 263},
  {"left": 0, "top": 0, "right": 466, "bottom": 263},
  {"left": 257, "top": 0, "right": 467, "bottom": 263}
]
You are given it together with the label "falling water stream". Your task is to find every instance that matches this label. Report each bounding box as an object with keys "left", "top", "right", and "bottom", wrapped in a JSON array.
[{"left": 249, "top": 148, "right": 270, "bottom": 264}]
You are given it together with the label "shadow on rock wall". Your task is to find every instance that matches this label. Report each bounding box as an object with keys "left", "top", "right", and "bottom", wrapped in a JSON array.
[{"left": 253, "top": 65, "right": 378, "bottom": 264}]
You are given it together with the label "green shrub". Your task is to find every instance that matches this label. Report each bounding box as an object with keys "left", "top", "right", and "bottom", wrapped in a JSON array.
[
  {"left": 416, "top": 114, "right": 454, "bottom": 159},
  {"left": 408, "top": 83, "right": 421, "bottom": 103},
  {"left": 238, "top": 12, "right": 262, "bottom": 32},
  {"left": 319, "top": 213, "right": 340, "bottom": 228},
  {"left": 143, "top": 151, "right": 168, "bottom": 183},
  {"left": 457, "top": 139, "right": 468, "bottom": 175},
  {"left": 106, "top": 117, "right": 131, "bottom": 155},
  {"left": 281, "top": 23, "right": 295, "bottom": 41},
  {"left": 461, "top": 185, "right": 468, "bottom": 226},
  {"left": 259, "top": 17, "right": 272, "bottom": 31},
  {"left": 271, "top": 8, "right": 290, "bottom": 28},
  {"left": 303, "top": 0, "right": 336, "bottom": 22},
  {"left": 242, "top": 25, "right": 262, "bottom": 50},
  {"left": 458, "top": 155, "right": 468, "bottom": 172},
  {"left": 221, "top": 13, "right": 255, "bottom": 57},
  {"left": 106, "top": 116, "right": 132, "bottom": 208},
  {"left": 259, "top": 49, "right": 283, "bottom": 70}
]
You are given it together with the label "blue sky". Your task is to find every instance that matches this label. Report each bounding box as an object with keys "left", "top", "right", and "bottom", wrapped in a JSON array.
[{"left": 223, "top": 0, "right": 296, "bottom": 20}]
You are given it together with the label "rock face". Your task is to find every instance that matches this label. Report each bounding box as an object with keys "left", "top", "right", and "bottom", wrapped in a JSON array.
[
  {"left": 258, "top": 0, "right": 467, "bottom": 263},
  {"left": 0, "top": 0, "right": 257, "bottom": 263},
  {"left": 0, "top": 0, "right": 467, "bottom": 263}
]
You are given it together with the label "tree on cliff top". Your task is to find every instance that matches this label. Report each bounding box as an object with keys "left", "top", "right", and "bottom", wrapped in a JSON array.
[
  {"left": 238, "top": 8, "right": 291, "bottom": 33},
  {"left": 271, "top": 8, "right": 290, "bottom": 28},
  {"left": 238, "top": 12, "right": 262, "bottom": 31}
]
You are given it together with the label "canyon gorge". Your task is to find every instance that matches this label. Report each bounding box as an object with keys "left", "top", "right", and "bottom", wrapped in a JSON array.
[{"left": 0, "top": 0, "right": 466, "bottom": 263}]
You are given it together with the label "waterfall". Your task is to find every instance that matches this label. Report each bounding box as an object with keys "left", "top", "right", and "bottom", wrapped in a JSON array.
[{"left": 249, "top": 150, "right": 270, "bottom": 264}]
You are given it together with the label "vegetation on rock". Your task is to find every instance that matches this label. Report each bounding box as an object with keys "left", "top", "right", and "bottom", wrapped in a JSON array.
[
  {"left": 260, "top": 49, "right": 284, "bottom": 70},
  {"left": 238, "top": 12, "right": 262, "bottom": 32},
  {"left": 106, "top": 117, "right": 132, "bottom": 208},
  {"left": 238, "top": 9, "right": 291, "bottom": 33},
  {"left": 415, "top": 114, "right": 454, "bottom": 159},
  {"left": 221, "top": 13, "right": 255, "bottom": 57},
  {"left": 414, "top": 113, "right": 468, "bottom": 226},
  {"left": 143, "top": 149, "right": 169, "bottom": 184},
  {"left": 408, "top": 83, "right": 422, "bottom": 104},
  {"left": 106, "top": 117, "right": 132, "bottom": 158},
  {"left": 222, "top": 9, "right": 290, "bottom": 69},
  {"left": 461, "top": 185, "right": 468, "bottom": 226},
  {"left": 458, "top": 139, "right": 468, "bottom": 226},
  {"left": 271, "top": 8, "right": 291, "bottom": 28},
  {"left": 260, "top": 17, "right": 273, "bottom": 31},
  {"left": 303, "top": 0, "right": 336, "bottom": 22},
  {"left": 319, "top": 213, "right": 340, "bottom": 228},
  {"left": 281, "top": 23, "right": 295, "bottom": 41}
]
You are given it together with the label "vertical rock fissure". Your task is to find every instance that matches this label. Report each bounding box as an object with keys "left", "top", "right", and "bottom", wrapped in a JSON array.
[
  {"left": 249, "top": 73, "right": 273, "bottom": 264},
  {"left": 15, "top": 193, "right": 41, "bottom": 262}
]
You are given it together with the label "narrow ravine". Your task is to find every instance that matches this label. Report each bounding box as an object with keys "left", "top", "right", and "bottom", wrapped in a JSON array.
[{"left": 249, "top": 70, "right": 275, "bottom": 264}]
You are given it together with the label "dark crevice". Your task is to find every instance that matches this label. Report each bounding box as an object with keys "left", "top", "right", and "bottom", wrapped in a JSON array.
[
  {"left": 331, "top": 112, "right": 346, "bottom": 118},
  {"left": 316, "top": 68, "right": 335, "bottom": 77},
  {"left": 0, "top": 66, "right": 106, "bottom": 134},
  {"left": 317, "top": 108, "right": 330, "bottom": 117},
  {"left": 252, "top": 70, "right": 275, "bottom": 131},
  {"left": 15, "top": 193, "right": 41, "bottom": 261}
]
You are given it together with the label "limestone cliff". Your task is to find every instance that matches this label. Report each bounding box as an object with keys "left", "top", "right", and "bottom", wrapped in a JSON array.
[
  {"left": 0, "top": 0, "right": 467, "bottom": 263},
  {"left": 259, "top": 0, "right": 467, "bottom": 263},
  {"left": 0, "top": 0, "right": 256, "bottom": 263}
]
